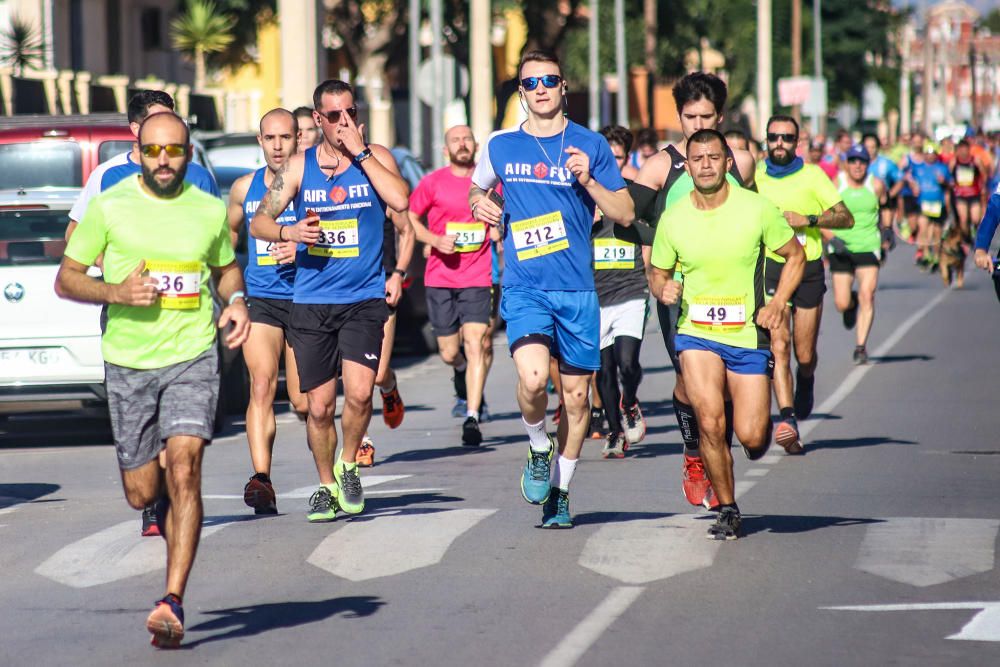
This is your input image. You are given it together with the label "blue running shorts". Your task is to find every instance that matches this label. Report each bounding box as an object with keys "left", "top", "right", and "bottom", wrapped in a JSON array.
[
  {"left": 675, "top": 334, "right": 774, "bottom": 376},
  {"left": 501, "top": 285, "right": 600, "bottom": 372}
]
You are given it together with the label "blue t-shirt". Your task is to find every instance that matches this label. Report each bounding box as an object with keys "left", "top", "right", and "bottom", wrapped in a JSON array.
[
  {"left": 291, "top": 146, "right": 387, "bottom": 304},
  {"left": 912, "top": 161, "right": 950, "bottom": 205},
  {"left": 101, "top": 154, "right": 221, "bottom": 197},
  {"left": 471, "top": 121, "right": 625, "bottom": 291},
  {"left": 243, "top": 168, "right": 297, "bottom": 299},
  {"left": 870, "top": 154, "right": 900, "bottom": 188}
]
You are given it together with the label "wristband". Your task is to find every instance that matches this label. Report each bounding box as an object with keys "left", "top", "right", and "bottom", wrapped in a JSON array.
[
  {"left": 278, "top": 225, "right": 285, "bottom": 241},
  {"left": 355, "top": 146, "right": 374, "bottom": 164},
  {"left": 228, "top": 290, "right": 246, "bottom": 306},
  {"left": 807, "top": 214, "right": 819, "bottom": 227},
  {"left": 392, "top": 268, "right": 408, "bottom": 279}
]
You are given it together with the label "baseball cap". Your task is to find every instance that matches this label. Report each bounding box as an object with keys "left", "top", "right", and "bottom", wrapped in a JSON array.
[{"left": 845, "top": 144, "right": 870, "bottom": 162}]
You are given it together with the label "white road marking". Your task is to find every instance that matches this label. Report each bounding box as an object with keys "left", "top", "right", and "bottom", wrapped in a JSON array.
[
  {"left": 579, "top": 515, "right": 720, "bottom": 584},
  {"left": 34, "top": 520, "right": 227, "bottom": 588},
  {"left": 202, "top": 474, "right": 413, "bottom": 501},
  {"left": 759, "top": 454, "right": 783, "bottom": 465},
  {"left": 823, "top": 601, "right": 1000, "bottom": 642},
  {"left": 538, "top": 586, "right": 645, "bottom": 667},
  {"left": 854, "top": 517, "right": 1000, "bottom": 586},
  {"left": 745, "top": 468, "right": 770, "bottom": 477},
  {"left": 734, "top": 480, "right": 756, "bottom": 498},
  {"left": 307, "top": 508, "right": 496, "bottom": 581}
]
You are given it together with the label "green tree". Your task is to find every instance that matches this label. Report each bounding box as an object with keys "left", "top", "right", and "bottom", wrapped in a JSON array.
[
  {"left": 0, "top": 14, "right": 43, "bottom": 75},
  {"left": 170, "top": 0, "right": 237, "bottom": 90},
  {"left": 982, "top": 8, "right": 1000, "bottom": 34},
  {"left": 205, "top": 0, "right": 277, "bottom": 72}
]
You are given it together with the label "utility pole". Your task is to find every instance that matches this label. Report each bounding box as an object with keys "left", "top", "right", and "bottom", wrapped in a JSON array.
[
  {"left": 408, "top": 0, "right": 422, "bottom": 159},
  {"left": 900, "top": 22, "right": 912, "bottom": 136},
  {"left": 791, "top": 0, "right": 802, "bottom": 123},
  {"left": 644, "top": 0, "right": 657, "bottom": 131},
  {"left": 470, "top": 0, "right": 493, "bottom": 148},
  {"left": 589, "top": 0, "right": 599, "bottom": 130},
  {"left": 757, "top": 0, "right": 773, "bottom": 139},
  {"left": 970, "top": 41, "right": 978, "bottom": 131},
  {"left": 430, "top": 0, "right": 444, "bottom": 169},
  {"left": 615, "top": 0, "right": 627, "bottom": 126},
  {"left": 813, "top": 0, "right": 824, "bottom": 135}
]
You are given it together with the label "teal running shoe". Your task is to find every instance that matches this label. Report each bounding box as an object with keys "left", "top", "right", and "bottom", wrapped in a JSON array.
[
  {"left": 541, "top": 488, "right": 572, "bottom": 528},
  {"left": 520, "top": 438, "right": 554, "bottom": 504}
]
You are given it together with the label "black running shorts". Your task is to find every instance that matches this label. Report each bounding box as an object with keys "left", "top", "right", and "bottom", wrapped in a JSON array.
[{"left": 765, "top": 258, "right": 826, "bottom": 310}]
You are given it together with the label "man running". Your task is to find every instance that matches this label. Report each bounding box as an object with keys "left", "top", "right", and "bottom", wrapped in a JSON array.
[
  {"left": 756, "top": 115, "right": 854, "bottom": 453},
  {"left": 862, "top": 134, "right": 903, "bottom": 261},
  {"left": 951, "top": 139, "right": 988, "bottom": 241},
  {"left": 251, "top": 79, "right": 409, "bottom": 523},
  {"left": 825, "top": 144, "right": 886, "bottom": 365},
  {"left": 650, "top": 128, "right": 804, "bottom": 539},
  {"left": 293, "top": 106, "right": 321, "bottom": 149},
  {"left": 410, "top": 125, "right": 494, "bottom": 446},
  {"left": 227, "top": 108, "right": 307, "bottom": 514},
  {"left": 622, "top": 72, "right": 756, "bottom": 508},
  {"left": 911, "top": 144, "right": 951, "bottom": 272},
  {"left": 470, "top": 50, "right": 633, "bottom": 528},
  {"left": 55, "top": 111, "right": 249, "bottom": 647}
]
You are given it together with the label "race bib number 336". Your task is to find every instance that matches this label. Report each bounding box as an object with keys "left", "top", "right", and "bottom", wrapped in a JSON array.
[
  {"left": 146, "top": 260, "right": 202, "bottom": 310},
  {"left": 308, "top": 219, "right": 360, "bottom": 258},
  {"left": 689, "top": 295, "right": 746, "bottom": 331},
  {"left": 511, "top": 212, "right": 569, "bottom": 261}
]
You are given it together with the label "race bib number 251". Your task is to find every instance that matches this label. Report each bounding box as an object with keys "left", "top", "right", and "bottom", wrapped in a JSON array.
[
  {"left": 511, "top": 212, "right": 569, "bottom": 261},
  {"left": 145, "top": 260, "right": 202, "bottom": 310}
]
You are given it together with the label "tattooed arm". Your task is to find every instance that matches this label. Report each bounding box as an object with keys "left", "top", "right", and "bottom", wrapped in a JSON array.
[{"left": 250, "top": 153, "right": 315, "bottom": 243}]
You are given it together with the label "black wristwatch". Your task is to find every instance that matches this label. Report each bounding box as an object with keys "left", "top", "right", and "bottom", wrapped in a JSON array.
[
  {"left": 355, "top": 146, "right": 374, "bottom": 164},
  {"left": 392, "top": 268, "right": 407, "bottom": 279},
  {"left": 807, "top": 214, "right": 819, "bottom": 227}
]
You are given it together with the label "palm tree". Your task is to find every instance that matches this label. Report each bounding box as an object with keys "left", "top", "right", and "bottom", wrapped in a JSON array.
[
  {"left": 0, "top": 14, "right": 43, "bottom": 76},
  {"left": 170, "top": 0, "right": 237, "bottom": 90}
]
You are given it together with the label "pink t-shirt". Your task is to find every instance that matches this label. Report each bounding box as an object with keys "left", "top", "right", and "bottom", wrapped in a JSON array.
[{"left": 410, "top": 166, "right": 493, "bottom": 288}]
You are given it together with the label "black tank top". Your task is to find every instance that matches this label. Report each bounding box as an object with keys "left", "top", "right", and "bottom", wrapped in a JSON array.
[{"left": 651, "top": 144, "right": 751, "bottom": 226}]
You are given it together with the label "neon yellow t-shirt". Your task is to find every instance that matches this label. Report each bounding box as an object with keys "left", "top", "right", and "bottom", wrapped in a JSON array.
[
  {"left": 65, "top": 177, "right": 234, "bottom": 369},
  {"left": 651, "top": 186, "right": 794, "bottom": 350},
  {"left": 756, "top": 163, "right": 842, "bottom": 262}
]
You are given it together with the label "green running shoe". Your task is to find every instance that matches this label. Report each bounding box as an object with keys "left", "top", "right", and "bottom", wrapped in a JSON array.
[
  {"left": 334, "top": 460, "right": 365, "bottom": 514},
  {"left": 307, "top": 485, "right": 338, "bottom": 523},
  {"left": 520, "top": 437, "right": 554, "bottom": 504},
  {"left": 541, "top": 488, "right": 572, "bottom": 528}
]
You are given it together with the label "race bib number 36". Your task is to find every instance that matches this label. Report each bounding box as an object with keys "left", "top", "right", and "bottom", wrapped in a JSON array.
[
  {"left": 146, "top": 260, "right": 202, "bottom": 310},
  {"left": 511, "top": 212, "right": 569, "bottom": 261},
  {"left": 446, "top": 222, "right": 486, "bottom": 252},
  {"left": 689, "top": 295, "right": 746, "bottom": 331},
  {"left": 308, "top": 219, "right": 360, "bottom": 258},
  {"left": 594, "top": 238, "right": 635, "bottom": 270}
]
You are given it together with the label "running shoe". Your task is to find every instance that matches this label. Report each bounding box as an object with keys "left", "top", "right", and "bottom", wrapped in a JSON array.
[
  {"left": 853, "top": 346, "right": 868, "bottom": 366},
  {"left": 601, "top": 432, "right": 627, "bottom": 459},
  {"left": 141, "top": 504, "right": 160, "bottom": 537},
  {"left": 842, "top": 290, "right": 858, "bottom": 330},
  {"left": 589, "top": 407, "right": 605, "bottom": 439},
  {"left": 356, "top": 435, "right": 376, "bottom": 467},
  {"left": 541, "top": 488, "right": 572, "bottom": 528},
  {"left": 774, "top": 417, "right": 804, "bottom": 454},
  {"left": 147, "top": 594, "right": 184, "bottom": 648},
  {"left": 793, "top": 371, "right": 815, "bottom": 420},
  {"left": 243, "top": 473, "right": 277, "bottom": 514},
  {"left": 451, "top": 398, "right": 468, "bottom": 419},
  {"left": 520, "top": 437, "right": 554, "bottom": 505},
  {"left": 682, "top": 454, "right": 713, "bottom": 508},
  {"left": 553, "top": 402, "right": 563, "bottom": 425},
  {"left": 307, "top": 485, "right": 338, "bottom": 523},
  {"left": 898, "top": 219, "right": 912, "bottom": 241},
  {"left": 622, "top": 400, "right": 647, "bottom": 444},
  {"left": 706, "top": 506, "right": 742, "bottom": 541},
  {"left": 478, "top": 399, "right": 492, "bottom": 423},
  {"left": 462, "top": 416, "right": 482, "bottom": 447},
  {"left": 334, "top": 461, "right": 365, "bottom": 514},
  {"left": 381, "top": 386, "right": 405, "bottom": 429}
]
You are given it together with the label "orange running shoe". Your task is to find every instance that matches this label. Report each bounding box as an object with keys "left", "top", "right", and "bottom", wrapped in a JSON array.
[
  {"left": 682, "top": 454, "right": 713, "bottom": 508},
  {"left": 147, "top": 594, "right": 184, "bottom": 649},
  {"left": 356, "top": 435, "right": 376, "bottom": 467},
  {"left": 774, "top": 418, "right": 804, "bottom": 454},
  {"left": 381, "top": 386, "right": 404, "bottom": 429}
]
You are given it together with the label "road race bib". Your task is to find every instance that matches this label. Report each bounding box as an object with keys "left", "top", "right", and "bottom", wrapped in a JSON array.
[
  {"left": 308, "top": 219, "right": 359, "bottom": 258},
  {"left": 511, "top": 211, "right": 569, "bottom": 261},
  {"left": 956, "top": 166, "right": 975, "bottom": 188},
  {"left": 689, "top": 295, "right": 746, "bottom": 331},
  {"left": 921, "top": 201, "right": 943, "bottom": 218},
  {"left": 146, "top": 260, "right": 202, "bottom": 310},
  {"left": 254, "top": 238, "right": 278, "bottom": 266},
  {"left": 446, "top": 222, "right": 486, "bottom": 253},
  {"left": 796, "top": 232, "right": 807, "bottom": 246},
  {"left": 593, "top": 238, "right": 635, "bottom": 270}
]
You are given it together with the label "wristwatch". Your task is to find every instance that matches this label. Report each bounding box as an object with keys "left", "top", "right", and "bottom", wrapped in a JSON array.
[
  {"left": 392, "top": 268, "right": 408, "bottom": 279},
  {"left": 355, "top": 146, "right": 374, "bottom": 164},
  {"left": 807, "top": 214, "right": 819, "bottom": 227}
]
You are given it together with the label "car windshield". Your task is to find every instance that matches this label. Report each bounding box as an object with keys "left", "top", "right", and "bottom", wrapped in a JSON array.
[
  {"left": 0, "top": 143, "right": 82, "bottom": 189},
  {"left": 99, "top": 140, "right": 133, "bottom": 163},
  {"left": 0, "top": 208, "right": 69, "bottom": 266}
]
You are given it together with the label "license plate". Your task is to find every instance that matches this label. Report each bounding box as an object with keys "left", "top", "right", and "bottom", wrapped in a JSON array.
[{"left": 0, "top": 348, "right": 64, "bottom": 371}]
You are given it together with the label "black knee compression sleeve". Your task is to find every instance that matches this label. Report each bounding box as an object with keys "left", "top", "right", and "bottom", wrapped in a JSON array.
[
  {"left": 614, "top": 336, "right": 643, "bottom": 406},
  {"left": 597, "top": 346, "right": 623, "bottom": 434},
  {"left": 673, "top": 393, "right": 699, "bottom": 453}
]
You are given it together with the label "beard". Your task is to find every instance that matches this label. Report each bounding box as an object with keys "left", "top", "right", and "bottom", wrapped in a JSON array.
[
  {"left": 694, "top": 173, "right": 727, "bottom": 196},
  {"left": 768, "top": 147, "right": 795, "bottom": 166},
  {"left": 141, "top": 161, "right": 188, "bottom": 197},
  {"left": 449, "top": 149, "right": 474, "bottom": 167}
]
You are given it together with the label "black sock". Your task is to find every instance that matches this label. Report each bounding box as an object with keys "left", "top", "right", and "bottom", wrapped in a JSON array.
[
  {"left": 453, "top": 366, "right": 467, "bottom": 400},
  {"left": 253, "top": 472, "right": 270, "bottom": 484},
  {"left": 673, "top": 393, "right": 700, "bottom": 454},
  {"left": 779, "top": 406, "right": 795, "bottom": 420},
  {"left": 796, "top": 368, "right": 814, "bottom": 387},
  {"left": 724, "top": 400, "right": 734, "bottom": 447},
  {"left": 718, "top": 502, "right": 740, "bottom": 514}
]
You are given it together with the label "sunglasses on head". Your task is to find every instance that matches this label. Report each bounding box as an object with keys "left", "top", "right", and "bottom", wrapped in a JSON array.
[
  {"left": 520, "top": 74, "right": 563, "bottom": 91},
  {"left": 140, "top": 143, "right": 186, "bottom": 158},
  {"left": 319, "top": 107, "right": 358, "bottom": 123},
  {"left": 766, "top": 132, "right": 797, "bottom": 144}
]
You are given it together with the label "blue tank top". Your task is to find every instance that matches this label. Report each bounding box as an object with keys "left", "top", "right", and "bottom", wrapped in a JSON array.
[
  {"left": 243, "top": 168, "right": 297, "bottom": 299},
  {"left": 292, "top": 146, "right": 387, "bottom": 304}
]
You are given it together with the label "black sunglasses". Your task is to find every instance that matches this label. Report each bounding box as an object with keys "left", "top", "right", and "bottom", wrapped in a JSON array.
[
  {"left": 318, "top": 107, "right": 358, "bottom": 123},
  {"left": 766, "top": 132, "right": 797, "bottom": 144},
  {"left": 140, "top": 143, "right": 186, "bottom": 158},
  {"left": 520, "top": 74, "right": 563, "bottom": 91}
]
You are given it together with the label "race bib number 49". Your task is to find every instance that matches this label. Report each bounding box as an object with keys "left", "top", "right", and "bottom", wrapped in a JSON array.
[
  {"left": 308, "top": 219, "right": 360, "bottom": 258},
  {"left": 146, "top": 260, "right": 202, "bottom": 310},
  {"left": 594, "top": 238, "right": 635, "bottom": 270},
  {"left": 446, "top": 222, "right": 486, "bottom": 252},
  {"left": 689, "top": 295, "right": 746, "bottom": 331},
  {"left": 511, "top": 212, "right": 569, "bottom": 261}
]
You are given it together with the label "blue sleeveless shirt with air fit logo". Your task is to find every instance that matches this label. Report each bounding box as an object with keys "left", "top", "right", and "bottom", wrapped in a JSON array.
[{"left": 243, "top": 167, "right": 297, "bottom": 299}]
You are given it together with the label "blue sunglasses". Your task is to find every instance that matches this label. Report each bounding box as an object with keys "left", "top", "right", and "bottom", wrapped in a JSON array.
[{"left": 520, "top": 74, "right": 563, "bottom": 91}]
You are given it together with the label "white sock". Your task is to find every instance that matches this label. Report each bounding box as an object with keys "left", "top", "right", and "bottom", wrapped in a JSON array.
[
  {"left": 550, "top": 455, "right": 578, "bottom": 491},
  {"left": 466, "top": 408, "right": 478, "bottom": 419},
  {"left": 380, "top": 375, "right": 396, "bottom": 393},
  {"left": 522, "top": 417, "right": 550, "bottom": 452}
]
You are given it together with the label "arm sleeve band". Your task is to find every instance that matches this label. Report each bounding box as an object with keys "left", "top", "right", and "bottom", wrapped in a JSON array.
[{"left": 628, "top": 181, "right": 659, "bottom": 226}]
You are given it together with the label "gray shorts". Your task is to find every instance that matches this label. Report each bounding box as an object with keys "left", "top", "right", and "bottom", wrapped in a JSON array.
[
  {"left": 426, "top": 286, "right": 492, "bottom": 337},
  {"left": 105, "top": 347, "right": 219, "bottom": 470}
]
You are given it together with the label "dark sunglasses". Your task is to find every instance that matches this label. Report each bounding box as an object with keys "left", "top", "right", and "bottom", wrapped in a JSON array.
[
  {"left": 520, "top": 74, "right": 563, "bottom": 91},
  {"left": 319, "top": 106, "right": 358, "bottom": 123},
  {"left": 766, "top": 132, "right": 797, "bottom": 144},
  {"left": 140, "top": 143, "right": 186, "bottom": 158}
]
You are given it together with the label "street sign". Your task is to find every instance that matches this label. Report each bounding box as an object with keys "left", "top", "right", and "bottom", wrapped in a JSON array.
[
  {"left": 778, "top": 76, "right": 813, "bottom": 106},
  {"left": 417, "top": 56, "right": 470, "bottom": 108}
]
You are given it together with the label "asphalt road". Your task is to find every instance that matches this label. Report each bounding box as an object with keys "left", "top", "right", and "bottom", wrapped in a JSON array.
[{"left": 2, "top": 249, "right": 999, "bottom": 667}]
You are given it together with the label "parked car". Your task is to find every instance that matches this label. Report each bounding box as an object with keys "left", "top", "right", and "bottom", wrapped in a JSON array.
[{"left": 198, "top": 132, "right": 264, "bottom": 170}]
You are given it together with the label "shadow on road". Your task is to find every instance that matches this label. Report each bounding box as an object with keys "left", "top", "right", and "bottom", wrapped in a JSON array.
[
  {"left": 0, "top": 482, "right": 61, "bottom": 509},
  {"left": 380, "top": 445, "right": 496, "bottom": 464},
  {"left": 742, "top": 513, "right": 884, "bottom": 537},
  {"left": 870, "top": 354, "right": 934, "bottom": 364},
  {"left": 806, "top": 436, "right": 917, "bottom": 451},
  {"left": 573, "top": 510, "right": 675, "bottom": 525},
  {"left": 184, "top": 596, "right": 384, "bottom": 647}
]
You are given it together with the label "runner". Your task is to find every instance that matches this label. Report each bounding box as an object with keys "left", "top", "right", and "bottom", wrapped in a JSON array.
[
  {"left": 55, "top": 111, "right": 249, "bottom": 647},
  {"left": 470, "top": 50, "right": 633, "bottom": 528},
  {"left": 409, "top": 125, "right": 494, "bottom": 446},
  {"left": 251, "top": 79, "right": 410, "bottom": 522},
  {"left": 756, "top": 114, "right": 854, "bottom": 454},
  {"left": 293, "top": 106, "right": 321, "bottom": 149},
  {"left": 227, "top": 108, "right": 307, "bottom": 514},
  {"left": 594, "top": 125, "right": 649, "bottom": 458},
  {"left": 951, "top": 139, "right": 988, "bottom": 242},
  {"left": 629, "top": 127, "right": 659, "bottom": 171},
  {"left": 973, "top": 180, "right": 1000, "bottom": 303},
  {"left": 911, "top": 144, "right": 951, "bottom": 272},
  {"left": 621, "top": 71, "right": 756, "bottom": 508},
  {"left": 825, "top": 144, "right": 886, "bottom": 365},
  {"left": 862, "top": 133, "right": 903, "bottom": 260},
  {"left": 898, "top": 132, "right": 926, "bottom": 248},
  {"left": 649, "top": 128, "right": 804, "bottom": 539}
]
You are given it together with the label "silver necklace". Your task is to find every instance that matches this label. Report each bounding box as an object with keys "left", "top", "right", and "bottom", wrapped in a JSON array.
[{"left": 529, "top": 118, "right": 568, "bottom": 181}]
